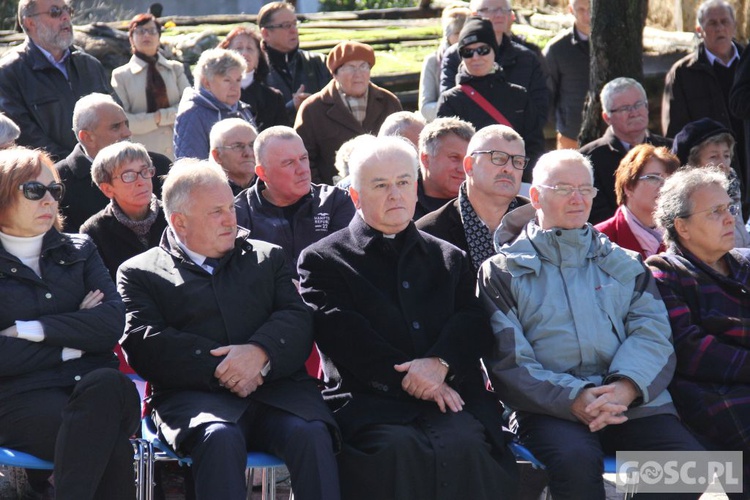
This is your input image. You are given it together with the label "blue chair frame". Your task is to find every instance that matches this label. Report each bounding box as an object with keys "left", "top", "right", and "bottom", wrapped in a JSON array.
[{"left": 140, "top": 416, "right": 291, "bottom": 500}]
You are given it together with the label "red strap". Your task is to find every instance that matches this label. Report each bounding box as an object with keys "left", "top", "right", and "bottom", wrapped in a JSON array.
[{"left": 460, "top": 84, "right": 513, "bottom": 128}]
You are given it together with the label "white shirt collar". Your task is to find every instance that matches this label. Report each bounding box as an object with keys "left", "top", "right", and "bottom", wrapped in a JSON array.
[{"left": 704, "top": 42, "right": 739, "bottom": 67}]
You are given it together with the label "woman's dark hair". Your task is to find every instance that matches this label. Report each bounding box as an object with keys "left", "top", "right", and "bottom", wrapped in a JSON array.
[{"left": 218, "top": 26, "right": 270, "bottom": 83}]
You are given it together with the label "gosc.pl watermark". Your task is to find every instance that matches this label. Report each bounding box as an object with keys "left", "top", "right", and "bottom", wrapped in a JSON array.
[{"left": 615, "top": 451, "right": 743, "bottom": 494}]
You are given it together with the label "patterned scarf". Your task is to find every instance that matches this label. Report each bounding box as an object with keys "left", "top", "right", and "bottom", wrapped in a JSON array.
[
  {"left": 111, "top": 195, "right": 160, "bottom": 247},
  {"left": 134, "top": 51, "right": 170, "bottom": 113},
  {"left": 338, "top": 84, "right": 368, "bottom": 124},
  {"left": 458, "top": 182, "right": 518, "bottom": 272}
]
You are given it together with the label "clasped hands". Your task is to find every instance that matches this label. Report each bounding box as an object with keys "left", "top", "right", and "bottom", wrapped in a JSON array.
[
  {"left": 212, "top": 344, "right": 268, "bottom": 398},
  {"left": 394, "top": 357, "right": 463, "bottom": 414},
  {"left": 571, "top": 379, "right": 639, "bottom": 432}
]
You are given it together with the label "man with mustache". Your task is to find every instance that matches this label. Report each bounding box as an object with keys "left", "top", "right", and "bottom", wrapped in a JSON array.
[
  {"left": 417, "top": 124, "right": 531, "bottom": 275},
  {"left": 0, "top": 0, "right": 118, "bottom": 160}
]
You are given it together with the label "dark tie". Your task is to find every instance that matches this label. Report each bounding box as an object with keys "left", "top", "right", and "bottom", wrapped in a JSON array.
[{"left": 203, "top": 257, "right": 221, "bottom": 272}]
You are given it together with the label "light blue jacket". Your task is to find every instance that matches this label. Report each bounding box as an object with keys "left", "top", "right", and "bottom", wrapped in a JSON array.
[{"left": 478, "top": 218, "right": 677, "bottom": 421}]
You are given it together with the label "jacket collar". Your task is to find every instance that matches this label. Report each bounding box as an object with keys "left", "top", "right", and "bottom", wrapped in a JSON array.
[
  {"left": 250, "top": 179, "right": 313, "bottom": 208},
  {"left": 348, "top": 213, "right": 428, "bottom": 254},
  {"left": 24, "top": 39, "right": 74, "bottom": 72},
  {"left": 65, "top": 143, "right": 93, "bottom": 180},
  {"left": 263, "top": 41, "right": 299, "bottom": 67},
  {"left": 0, "top": 227, "right": 71, "bottom": 265},
  {"left": 318, "top": 80, "right": 383, "bottom": 134},
  {"left": 160, "top": 226, "right": 252, "bottom": 271},
  {"left": 501, "top": 219, "right": 644, "bottom": 283}
]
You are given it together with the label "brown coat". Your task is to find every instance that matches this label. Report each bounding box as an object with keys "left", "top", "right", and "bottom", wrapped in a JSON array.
[{"left": 294, "top": 80, "right": 402, "bottom": 184}]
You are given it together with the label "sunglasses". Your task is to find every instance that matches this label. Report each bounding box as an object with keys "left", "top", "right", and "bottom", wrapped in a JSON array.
[
  {"left": 459, "top": 45, "right": 492, "bottom": 59},
  {"left": 27, "top": 4, "right": 74, "bottom": 19},
  {"left": 19, "top": 181, "right": 65, "bottom": 201}
]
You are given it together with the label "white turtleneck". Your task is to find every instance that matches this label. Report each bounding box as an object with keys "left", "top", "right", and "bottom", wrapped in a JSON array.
[{"left": 241, "top": 70, "right": 255, "bottom": 89}]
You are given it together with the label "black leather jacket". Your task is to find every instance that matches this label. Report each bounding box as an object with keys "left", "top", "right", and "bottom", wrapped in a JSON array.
[{"left": 0, "top": 40, "right": 117, "bottom": 160}]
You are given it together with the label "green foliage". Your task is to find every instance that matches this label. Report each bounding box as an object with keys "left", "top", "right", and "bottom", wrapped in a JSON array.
[{"left": 320, "top": 0, "right": 414, "bottom": 13}]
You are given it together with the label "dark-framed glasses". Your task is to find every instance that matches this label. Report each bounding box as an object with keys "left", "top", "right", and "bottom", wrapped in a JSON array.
[
  {"left": 459, "top": 45, "right": 492, "bottom": 59},
  {"left": 262, "top": 20, "right": 298, "bottom": 30},
  {"left": 537, "top": 184, "right": 598, "bottom": 198},
  {"left": 637, "top": 174, "right": 666, "bottom": 186},
  {"left": 679, "top": 203, "right": 739, "bottom": 220},
  {"left": 133, "top": 27, "right": 159, "bottom": 36},
  {"left": 471, "top": 150, "right": 529, "bottom": 170},
  {"left": 26, "top": 4, "right": 74, "bottom": 18},
  {"left": 113, "top": 166, "right": 156, "bottom": 183},
  {"left": 609, "top": 100, "right": 647, "bottom": 115},
  {"left": 19, "top": 181, "right": 65, "bottom": 201},
  {"left": 217, "top": 142, "right": 254, "bottom": 153}
]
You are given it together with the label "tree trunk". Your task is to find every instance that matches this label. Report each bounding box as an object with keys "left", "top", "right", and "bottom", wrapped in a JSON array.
[{"left": 579, "top": 0, "right": 648, "bottom": 146}]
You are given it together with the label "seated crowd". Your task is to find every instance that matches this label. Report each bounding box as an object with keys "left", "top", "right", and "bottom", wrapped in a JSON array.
[{"left": 1, "top": 0, "right": 750, "bottom": 499}]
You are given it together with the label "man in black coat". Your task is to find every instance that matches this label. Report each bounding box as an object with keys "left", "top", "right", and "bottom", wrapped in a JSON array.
[
  {"left": 0, "top": 0, "right": 119, "bottom": 160},
  {"left": 55, "top": 93, "right": 171, "bottom": 232},
  {"left": 118, "top": 160, "right": 340, "bottom": 500},
  {"left": 298, "top": 136, "right": 518, "bottom": 500},
  {"left": 417, "top": 124, "right": 530, "bottom": 274},
  {"left": 579, "top": 77, "right": 671, "bottom": 224}
]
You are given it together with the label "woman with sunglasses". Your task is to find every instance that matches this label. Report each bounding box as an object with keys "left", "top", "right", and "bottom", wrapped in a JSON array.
[
  {"left": 111, "top": 13, "right": 190, "bottom": 160},
  {"left": 647, "top": 167, "right": 750, "bottom": 496},
  {"left": 436, "top": 17, "right": 544, "bottom": 176},
  {"left": 0, "top": 147, "right": 140, "bottom": 499},
  {"left": 594, "top": 144, "right": 679, "bottom": 258}
]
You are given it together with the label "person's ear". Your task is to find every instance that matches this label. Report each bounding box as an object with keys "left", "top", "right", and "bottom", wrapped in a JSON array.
[
  {"left": 210, "top": 148, "right": 222, "bottom": 165},
  {"left": 463, "top": 155, "right": 474, "bottom": 176},
  {"left": 602, "top": 111, "right": 612, "bottom": 126},
  {"left": 99, "top": 182, "right": 116, "bottom": 199},
  {"left": 255, "top": 164, "right": 267, "bottom": 182},
  {"left": 349, "top": 185, "right": 361, "bottom": 209},
  {"left": 674, "top": 217, "right": 690, "bottom": 241},
  {"left": 529, "top": 185, "right": 541, "bottom": 208}
]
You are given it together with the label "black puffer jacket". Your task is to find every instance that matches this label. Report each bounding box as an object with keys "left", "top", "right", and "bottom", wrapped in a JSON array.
[{"left": 0, "top": 230, "right": 123, "bottom": 399}]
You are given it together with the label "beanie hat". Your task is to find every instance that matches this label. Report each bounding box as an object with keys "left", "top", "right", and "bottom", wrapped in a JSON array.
[
  {"left": 671, "top": 118, "right": 734, "bottom": 166},
  {"left": 457, "top": 17, "right": 498, "bottom": 54},
  {"left": 326, "top": 41, "right": 376, "bottom": 75}
]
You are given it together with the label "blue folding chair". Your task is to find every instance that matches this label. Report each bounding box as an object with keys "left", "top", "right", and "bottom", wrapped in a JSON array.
[{"left": 140, "top": 416, "right": 292, "bottom": 500}]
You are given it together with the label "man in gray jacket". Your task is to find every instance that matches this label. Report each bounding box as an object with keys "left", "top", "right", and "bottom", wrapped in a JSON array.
[{"left": 478, "top": 149, "right": 704, "bottom": 500}]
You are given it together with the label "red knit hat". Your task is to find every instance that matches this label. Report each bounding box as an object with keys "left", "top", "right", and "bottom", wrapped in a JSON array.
[{"left": 326, "top": 41, "right": 376, "bottom": 75}]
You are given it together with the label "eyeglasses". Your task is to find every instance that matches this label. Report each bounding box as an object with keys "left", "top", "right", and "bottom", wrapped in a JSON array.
[
  {"left": 609, "top": 100, "right": 648, "bottom": 115},
  {"left": 217, "top": 142, "right": 254, "bottom": 153},
  {"left": 133, "top": 27, "right": 159, "bottom": 36},
  {"left": 679, "top": 203, "right": 739, "bottom": 220},
  {"left": 337, "top": 63, "right": 371, "bottom": 74},
  {"left": 476, "top": 6, "right": 512, "bottom": 16},
  {"left": 459, "top": 45, "right": 493, "bottom": 59},
  {"left": 19, "top": 181, "right": 65, "bottom": 201},
  {"left": 26, "top": 4, "right": 74, "bottom": 18},
  {"left": 637, "top": 174, "right": 666, "bottom": 186},
  {"left": 262, "top": 20, "right": 298, "bottom": 30},
  {"left": 471, "top": 150, "right": 529, "bottom": 170},
  {"left": 113, "top": 166, "right": 156, "bottom": 183},
  {"left": 537, "top": 184, "right": 598, "bottom": 198}
]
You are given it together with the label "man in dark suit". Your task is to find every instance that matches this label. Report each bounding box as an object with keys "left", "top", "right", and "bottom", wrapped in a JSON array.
[
  {"left": 117, "top": 160, "right": 340, "bottom": 500},
  {"left": 55, "top": 93, "right": 171, "bottom": 231},
  {"left": 579, "top": 77, "right": 671, "bottom": 224},
  {"left": 297, "top": 136, "right": 518, "bottom": 500},
  {"left": 417, "top": 124, "right": 530, "bottom": 274}
]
